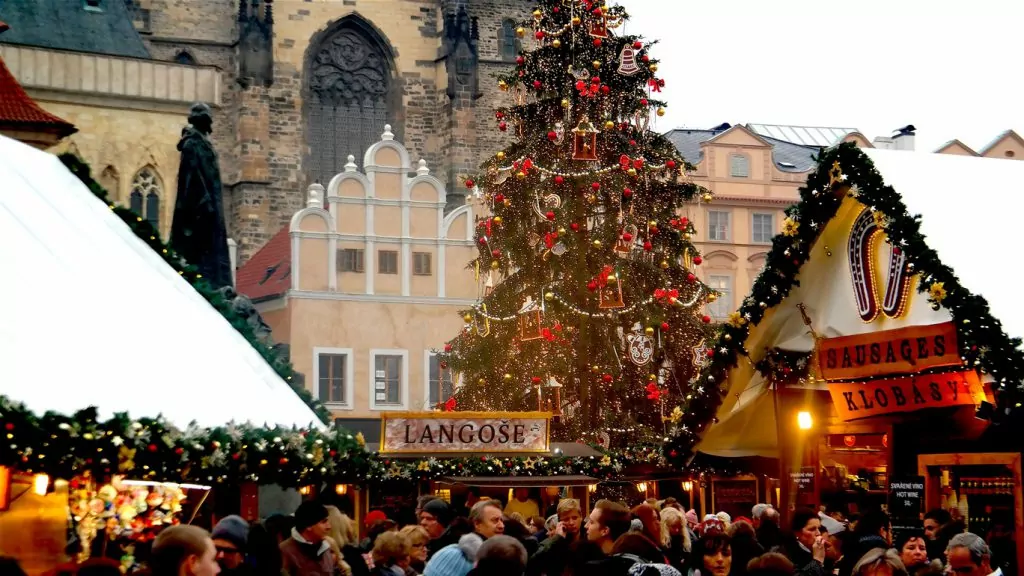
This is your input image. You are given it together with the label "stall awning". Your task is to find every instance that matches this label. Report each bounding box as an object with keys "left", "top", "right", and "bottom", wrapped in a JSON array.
[{"left": 437, "top": 474, "right": 599, "bottom": 487}]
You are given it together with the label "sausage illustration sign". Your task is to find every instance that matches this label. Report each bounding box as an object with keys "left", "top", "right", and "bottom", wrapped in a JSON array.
[{"left": 380, "top": 412, "right": 551, "bottom": 454}]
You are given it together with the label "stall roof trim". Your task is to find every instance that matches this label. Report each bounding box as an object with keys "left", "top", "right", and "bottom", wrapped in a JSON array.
[{"left": 437, "top": 474, "right": 599, "bottom": 487}]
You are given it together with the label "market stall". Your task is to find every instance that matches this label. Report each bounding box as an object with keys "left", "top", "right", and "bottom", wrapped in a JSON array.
[{"left": 665, "top": 144, "right": 1024, "bottom": 570}]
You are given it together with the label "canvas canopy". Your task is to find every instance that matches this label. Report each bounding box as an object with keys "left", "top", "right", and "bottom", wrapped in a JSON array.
[
  {"left": 696, "top": 148, "right": 1024, "bottom": 458},
  {"left": 0, "top": 135, "right": 322, "bottom": 429}
]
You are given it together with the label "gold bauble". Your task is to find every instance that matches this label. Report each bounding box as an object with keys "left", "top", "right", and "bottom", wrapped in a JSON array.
[
  {"left": 592, "top": 240, "right": 602, "bottom": 248},
  {"left": 604, "top": 120, "right": 615, "bottom": 130},
  {"left": 724, "top": 333, "right": 732, "bottom": 341},
  {"left": 552, "top": 39, "right": 562, "bottom": 48},
  {"left": 490, "top": 260, "right": 500, "bottom": 269},
  {"left": 544, "top": 292, "right": 554, "bottom": 302},
  {"left": 627, "top": 168, "right": 637, "bottom": 177},
  {"left": 557, "top": 226, "right": 567, "bottom": 235},
  {"left": 683, "top": 232, "right": 692, "bottom": 241},
  {"left": 504, "top": 373, "right": 513, "bottom": 381},
  {"left": 561, "top": 98, "right": 570, "bottom": 108},
  {"left": 496, "top": 151, "right": 506, "bottom": 160},
  {"left": 592, "top": 60, "right": 602, "bottom": 69},
  {"left": 516, "top": 171, "right": 526, "bottom": 180},
  {"left": 498, "top": 80, "right": 508, "bottom": 91},
  {"left": 493, "top": 216, "right": 503, "bottom": 225},
  {"left": 607, "top": 274, "right": 617, "bottom": 284},
  {"left": 649, "top": 64, "right": 658, "bottom": 72},
  {"left": 648, "top": 374, "right": 657, "bottom": 381},
  {"left": 591, "top": 365, "right": 601, "bottom": 373},
  {"left": 533, "top": 9, "right": 543, "bottom": 19},
  {"left": 659, "top": 260, "right": 670, "bottom": 269},
  {"left": 516, "top": 27, "right": 526, "bottom": 38},
  {"left": 644, "top": 327, "right": 655, "bottom": 337},
  {"left": 656, "top": 108, "right": 666, "bottom": 117},
  {"left": 478, "top": 378, "right": 486, "bottom": 385},
  {"left": 707, "top": 293, "right": 718, "bottom": 302},
  {"left": 702, "top": 192, "right": 713, "bottom": 202},
  {"left": 586, "top": 194, "right": 597, "bottom": 204},
  {"left": 648, "top": 220, "right": 658, "bottom": 228},
  {"left": 503, "top": 198, "right": 511, "bottom": 207},
  {"left": 463, "top": 313, "right": 473, "bottom": 323},
  {"left": 572, "top": 16, "right": 581, "bottom": 25}
]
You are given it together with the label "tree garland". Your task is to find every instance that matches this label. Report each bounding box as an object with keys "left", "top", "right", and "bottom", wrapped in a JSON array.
[
  {"left": 57, "top": 154, "right": 331, "bottom": 424},
  {"left": 662, "top": 143, "right": 1024, "bottom": 466}
]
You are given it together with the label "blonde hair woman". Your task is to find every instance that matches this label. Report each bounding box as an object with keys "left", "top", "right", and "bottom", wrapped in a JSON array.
[
  {"left": 326, "top": 505, "right": 356, "bottom": 576},
  {"left": 400, "top": 525, "right": 430, "bottom": 575},
  {"left": 372, "top": 531, "right": 412, "bottom": 576},
  {"left": 660, "top": 505, "right": 692, "bottom": 569}
]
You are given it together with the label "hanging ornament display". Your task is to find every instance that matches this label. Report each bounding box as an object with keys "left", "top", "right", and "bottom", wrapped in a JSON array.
[
  {"left": 626, "top": 323, "right": 654, "bottom": 366},
  {"left": 599, "top": 275, "right": 625, "bottom": 309},
  {"left": 617, "top": 45, "right": 641, "bottom": 75},
  {"left": 572, "top": 117, "right": 600, "bottom": 161},
  {"left": 588, "top": 7, "right": 608, "bottom": 38},
  {"left": 518, "top": 297, "right": 544, "bottom": 340},
  {"left": 691, "top": 339, "right": 712, "bottom": 371},
  {"left": 615, "top": 224, "right": 638, "bottom": 257},
  {"left": 474, "top": 304, "right": 492, "bottom": 337}
]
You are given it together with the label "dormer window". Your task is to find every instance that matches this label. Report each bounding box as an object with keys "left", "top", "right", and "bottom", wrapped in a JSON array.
[
  {"left": 729, "top": 154, "right": 749, "bottom": 178},
  {"left": 84, "top": 0, "right": 102, "bottom": 11}
]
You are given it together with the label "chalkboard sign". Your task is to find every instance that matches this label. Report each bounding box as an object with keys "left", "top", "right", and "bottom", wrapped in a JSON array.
[
  {"left": 889, "top": 476, "right": 925, "bottom": 530},
  {"left": 712, "top": 478, "right": 758, "bottom": 520},
  {"left": 790, "top": 467, "right": 816, "bottom": 494}
]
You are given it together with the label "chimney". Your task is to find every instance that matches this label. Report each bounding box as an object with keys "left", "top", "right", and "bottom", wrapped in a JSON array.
[{"left": 892, "top": 124, "right": 916, "bottom": 151}]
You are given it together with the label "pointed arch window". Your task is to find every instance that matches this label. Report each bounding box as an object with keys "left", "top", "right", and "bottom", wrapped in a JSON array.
[
  {"left": 131, "top": 167, "right": 163, "bottom": 230},
  {"left": 174, "top": 50, "right": 197, "bottom": 66},
  {"left": 305, "top": 18, "right": 399, "bottom": 186},
  {"left": 500, "top": 19, "right": 520, "bottom": 62},
  {"left": 98, "top": 165, "right": 120, "bottom": 199}
]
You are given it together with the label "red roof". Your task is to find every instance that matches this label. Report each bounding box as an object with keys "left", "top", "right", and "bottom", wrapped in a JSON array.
[
  {"left": 236, "top": 226, "right": 292, "bottom": 302},
  {"left": 0, "top": 55, "right": 76, "bottom": 135}
]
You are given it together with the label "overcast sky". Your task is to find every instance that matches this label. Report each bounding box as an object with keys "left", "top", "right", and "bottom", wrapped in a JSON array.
[{"left": 624, "top": 0, "right": 1023, "bottom": 153}]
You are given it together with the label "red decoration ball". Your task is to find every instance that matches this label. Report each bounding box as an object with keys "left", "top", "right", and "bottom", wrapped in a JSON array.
[
  {"left": 601, "top": 85, "right": 610, "bottom": 94},
  {"left": 587, "top": 280, "right": 597, "bottom": 291},
  {"left": 666, "top": 160, "right": 676, "bottom": 169},
  {"left": 633, "top": 41, "right": 643, "bottom": 49},
  {"left": 591, "top": 76, "right": 601, "bottom": 83},
  {"left": 661, "top": 322, "right": 670, "bottom": 330},
  {"left": 555, "top": 175, "right": 565, "bottom": 185},
  {"left": 602, "top": 374, "right": 613, "bottom": 383},
  {"left": 531, "top": 376, "right": 541, "bottom": 384},
  {"left": 640, "top": 98, "right": 649, "bottom": 106},
  {"left": 478, "top": 237, "right": 487, "bottom": 245},
  {"left": 516, "top": 56, "right": 524, "bottom": 65},
  {"left": 591, "top": 182, "right": 601, "bottom": 191},
  {"left": 694, "top": 256, "right": 703, "bottom": 265},
  {"left": 593, "top": 7, "right": 603, "bottom": 15},
  {"left": 702, "top": 315, "right": 712, "bottom": 324},
  {"left": 495, "top": 111, "right": 504, "bottom": 119},
  {"left": 491, "top": 250, "right": 501, "bottom": 258},
  {"left": 148, "top": 444, "right": 158, "bottom": 452},
  {"left": 706, "top": 348, "right": 715, "bottom": 357},
  {"left": 494, "top": 193, "right": 505, "bottom": 203},
  {"left": 570, "top": 222, "right": 580, "bottom": 231},
  {"left": 232, "top": 452, "right": 241, "bottom": 460},
  {"left": 175, "top": 447, "right": 184, "bottom": 455},
  {"left": 553, "top": 6, "right": 559, "bottom": 12},
  {"left": 623, "top": 188, "right": 633, "bottom": 197},
  {"left": 641, "top": 54, "right": 650, "bottom": 63},
  {"left": 546, "top": 211, "right": 556, "bottom": 221},
  {"left": 533, "top": 80, "right": 543, "bottom": 90},
  {"left": 279, "top": 457, "right": 288, "bottom": 465},
  {"left": 643, "top": 241, "right": 652, "bottom": 251},
  {"left": 575, "top": 80, "right": 586, "bottom": 91},
  {"left": 622, "top": 232, "right": 633, "bottom": 242},
  {"left": 444, "top": 344, "right": 453, "bottom": 352},
  {"left": 4, "top": 423, "right": 13, "bottom": 431},
  {"left": 498, "top": 122, "right": 508, "bottom": 131},
  {"left": 687, "top": 273, "right": 696, "bottom": 283},
  {"left": 535, "top": 30, "right": 545, "bottom": 40},
  {"left": 465, "top": 179, "right": 475, "bottom": 189},
  {"left": 523, "top": 158, "right": 534, "bottom": 170},
  {"left": 629, "top": 140, "right": 637, "bottom": 147},
  {"left": 681, "top": 217, "right": 689, "bottom": 227},
  {"left": 593, "top": 38, "right": 602, "bottom": 47},
  {"left": 547, "top": 131, "right": 557, "bottom": 141}
]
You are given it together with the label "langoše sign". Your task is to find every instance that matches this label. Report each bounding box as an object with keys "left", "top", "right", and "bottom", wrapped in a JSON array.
[
  {"left": 818, "top": 322, "right": 960, "bottom": 381},
  {"left": 380, "top": 412, "right": 551, "bottom": 454},
  {"left": 828, "top": 370, "right": 987, "bottom": 421}
]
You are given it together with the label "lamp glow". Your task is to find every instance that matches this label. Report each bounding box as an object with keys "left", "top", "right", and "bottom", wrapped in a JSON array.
[
  {"left": 33, "top": 474, "right": 49, "bottom": 496},
  {"left": 797, "top": 411, "right": 813, "bottom": 430},
  {"left": 682, "top": 481, "right": 693, "bottom": 492},
  {"left": 335, "top": 484, "right": 348, "bottom": 495}
]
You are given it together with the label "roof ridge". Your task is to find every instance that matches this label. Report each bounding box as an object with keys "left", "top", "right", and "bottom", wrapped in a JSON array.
[{"left": 0, "top": 55, "right": 76, "bottom": 132}]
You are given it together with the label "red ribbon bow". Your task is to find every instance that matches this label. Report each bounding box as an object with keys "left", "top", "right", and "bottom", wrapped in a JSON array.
[
  {"left": 444, "top": 397, "right": 457, "bottom": 412},
  {"left": 646, "top": 382, "right": 664, "bottom": 401},
  {"left": 654, "top": 288, "right": 679, "bottom": 305},
  {"left": 545, "top": 232, "right": 555, "bottom": 249},
  {"left": 597, "top": 265, "right": 614, "bottom": 287},
  {"left": 648, "top": 78, "right": 664, "bottom": 93}
]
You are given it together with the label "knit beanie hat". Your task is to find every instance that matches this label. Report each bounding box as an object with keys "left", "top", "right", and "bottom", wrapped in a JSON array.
[
  {"left": 364, "top": 510, "right": 388, "bottom": 528},
  {"left": 425, "top": 534, "right": 482, "bottom": 576},
  {"left": 211, "top": 515, "right": 250, "bottom": 550},
  {"left": 294, "top": 502, "right": 329, "bottom": 532},
  {"left": 423, "top": 498, "right": 452, "bottom": 525},
  {"left": 684, "top": 510, "right": 698, "bottom": 525}
]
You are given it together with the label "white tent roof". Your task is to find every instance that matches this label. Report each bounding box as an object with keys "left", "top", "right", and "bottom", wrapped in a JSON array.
[
  {"left": 0, "top": 135, "right": 322, "bottom": 430},
  {"left": 697, "top": 148, "right": 1024, "bottom": 458}
]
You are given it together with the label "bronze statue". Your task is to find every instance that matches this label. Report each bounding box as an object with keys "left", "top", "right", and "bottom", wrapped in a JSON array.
[{"left": 171, "top": 103, "right": 233, "bottom": 288}]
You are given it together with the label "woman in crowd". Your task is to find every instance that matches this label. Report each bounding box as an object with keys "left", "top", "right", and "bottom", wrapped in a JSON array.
[
  {"left": 660, "top": 507, "right": 692, "bottom": 572},
  {"left": 401, "top": 526, "right": 431, "bottom": 575},
  {"left": 849, "top": 549, "right": 908, "bottom": 576},
  {"left": 892, "top": 531, "right": 932, "bottom": 576},
  {"left": 689, "top": 531, "right": 732, "bottom": 576},
  {"left": 778, "top": 509, "right": 827, "bottom": 576},
  {"left": 728, "top": 521, "right": 764, "bottom": 576},
  {"left": 327, "top": 506, "right": 368, "bottom": 576},
  {"left": 370, "top": 532, "right": 412, "bottom": 576}
]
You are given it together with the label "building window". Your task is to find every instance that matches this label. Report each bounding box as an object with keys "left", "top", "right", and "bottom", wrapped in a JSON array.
[
  {"left": 752, "top": 213, "right": 774, "bottom": 244},
  {"left": 413, "top": 252, "right": 432, "bottom": 276},
  {"left": 314, "top": 348, "right": 352, "bottom": 407},
  {"left": 131, "top": 166, "right": 162, "bottom": 230},
  {"left": 98, "top": 165, "right": 120, "bottom": 198},
  {"left": 707, "top": 275, "right": 733, "bottom": 319},
  {"left": 371, "top": 351, "right": 406, "bottom": 408},
  {"left": 174, "top": 51, "right": 197, "bottom": 66},
  {"left": 84, "top": 0, "right": 103, "bottom": 11},
  {"left": 378, "top": 250, "right": 398, "bottom": 274},
  {"left": 708, "top": 210, "right": 731, "bottom": 242},
  {"left": 729, "top": 154, "right": 749, "bottom": 178},
  {"left": 339, "top": 248, "right": 365, "bottom": 272},
  {"left": 499, "top": 19, "right": 521, "bottom": 62},
  {"left": 427, "top": 353, "right": 454, "bottom": 408}
]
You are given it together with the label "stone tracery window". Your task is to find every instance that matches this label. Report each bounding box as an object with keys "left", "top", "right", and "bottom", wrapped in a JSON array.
[
  {"left": 305, "top": 19, "right": 396, "bottom": 185},
  {"left": 499, "top": 19, "right": 520, "bottom": 62},
  {"left": 131, "top": 166, "right": 162, "bottom": 230}
]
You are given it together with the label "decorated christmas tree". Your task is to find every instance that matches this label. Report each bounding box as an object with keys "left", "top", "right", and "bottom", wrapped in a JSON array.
[{"left": 437, "top": 0, "right": 717, "bottom": 447}]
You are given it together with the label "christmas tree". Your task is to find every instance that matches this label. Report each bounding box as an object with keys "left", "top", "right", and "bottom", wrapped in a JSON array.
[{"left": 437, "top": 0, "right": 717, "bottom": 447}]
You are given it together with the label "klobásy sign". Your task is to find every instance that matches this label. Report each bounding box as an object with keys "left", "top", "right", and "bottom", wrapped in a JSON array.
[{"left": 828, "top": 370, "right": 986, "bottom": 421}]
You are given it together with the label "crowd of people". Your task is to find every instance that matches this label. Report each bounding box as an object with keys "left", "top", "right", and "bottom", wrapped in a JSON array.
[{"left": 0, "top": 492, "right": 1012, "bottom": 576}]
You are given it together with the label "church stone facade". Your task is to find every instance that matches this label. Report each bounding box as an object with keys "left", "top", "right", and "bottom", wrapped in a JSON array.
[{"left": 123, "top": 0, "right": 532, "bottom": 263}]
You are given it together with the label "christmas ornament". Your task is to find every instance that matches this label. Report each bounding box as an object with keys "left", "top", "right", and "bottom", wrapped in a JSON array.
[
  {"left": 598, "top": 276, "right": 625, "bottom": 309},
  {"left": 518, "top": 297, "right": 543, "bottom": 341},
  {"left": 626, "top": 323, "right": 655, "bottom": 366},
  {"left": 589, "top": 9, "right": 608, "bottom": 37},
  {"left": 571, "top": 117, "right": 599, "bottom": 161}
]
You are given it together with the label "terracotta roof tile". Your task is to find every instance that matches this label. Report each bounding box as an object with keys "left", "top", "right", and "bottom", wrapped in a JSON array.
[
  {"left": 236, "top": 226, "right": 291, "bottom": 302},
  {"left": 0, "top": 56, "right": 76, "bottom": 134}
]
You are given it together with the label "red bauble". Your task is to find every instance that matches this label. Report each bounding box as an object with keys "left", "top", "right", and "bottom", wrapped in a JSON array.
[
  {"left": 547, "top": 131, "right": 557, "bottom": 141},
  {"left": 629, "top": 140, "right": 637, "bottom": 147},
  {"left": 622, "top": 232, "right": 633, "bottom": 242},
  {"left": 641, "top": 54, "right": 650, "bottom": 63},
  {"left": 148, "top": 444, "right": 158, "bottom": 452},
  {"left": 640, "top": 98, "right": 648, "bottom": 106},
  {"left": 593, "top": 38, "right": 602, "bottom": 47},
  {"left": 535, "top": 30, "right": 545, "bottom": 40},
  {"left": 465, "top": 179, "right": 475, "bottom": 189},
  {"left": 633, "top": 158, "right": 644, "bottom": 169},
  {"left": 174, "top": 447, "right": 184, "bottom": 455},
  {"left": 633, "top": 41, "right": 643, "bottom": 49},
  {"left": 666, "top": 160, "right": 676, "bottom": 169},
  {"left": 516, "top": 56, "right": 525, "bottom": 65},
  {"left": 623, "top": 188, "right": 633, "bottom": 197},
  {"left": 687, "top": 273, "right": 696, "bottom": 283},
  {"left": 279, "top": 457, "right": 289, "bottom": 465},
  {"left": 523, "top": 158, "right": 534, "bottom": 170},
  {"left": 494, "top": 193, "right": 505, "bottom": 203},
  {"left": 495, "top": 111, "right": 504, "bottom": 119},
  {"left": 553, "top": 6, "right": 559, "bottom": 12},
  {"left": 661, "top": 322, "right": 670, "bottom": 330},
  {"left": 3, "top": 423, "right": 12, "bottom": 431},
  {"left": 602, "top": 374, "right": 613, "bottom": 383},
  {"left": 555, "top": 175, "right": 565, "bottom": 185},
  {"left": 531, "top": 376, "right": 541, "bottom": 384},
  {"left": 591, "top": 182, "right": 601, "bottom": 191},
  {"left": 570, "top": 222, "right": 580, "bottom": 231},
  {"left": 533, "top": 80, "right": 542, "bottom": 90},
  {"left": 706, "top": 348, "right": 715, "bottom": 358},
  {"left": 232, "top": 452, "right": 241, "bottom": 460},
  {"left": 498, "top": 121, "right": 508, "bottom": 131},
  {"left": 491, "top": 250, "right": 501, "bottom": 258},
  {"left": 601, "top": 85, "right": 610, "bottom": 94},
  {"left": 702, "top": 315, "right": 712, "bottom": 324},
  {"left": 444, "top": 343, "right": 452, "bottom": 352},
  {"left": 546, "top": 211, "right": 556, "bottom": 221},
  {"left": 694, "top": 256, "right": 703, "bottom": 265},
  {"left": 643, "top": 241, "right": 652, "bottom": 251},
  {"left": 478, "top": 237, "right": 487, "bottom": 245},
  {"left": 575, "top": 80, "right": 586, "bottom": 90},
  {"left": 681, "top": 217, "right": 689, "bottom": 227},
  {"left": 587, "top": 280, "right": 597, "bottom": 291},
  {"left": 593, "top": 7, "right": 603, "bottom": 15}
]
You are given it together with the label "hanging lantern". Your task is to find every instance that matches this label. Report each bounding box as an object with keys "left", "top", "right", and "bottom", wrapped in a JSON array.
[
  {"left": 572, "top": 117, "right": 599, "bottom": 161},
  {"left": 518, "top": 297, "right": 543, "bottom": 340},
  {"left": 615, "top": 224, "right": 638, "bottom": 257},
  {"left": 599, "top": 277, "right": 625, "bottom": 309},
  {"left": 589, "top": 9, "right": 608, "bottom": 38},
  {"left": 546, "top": 377, "right": 563, "bottom": 418},
  {"left": 617, "top": 45, "right": 641, "bottom": 75},
  {"left": 474, "top": 304, "right": 491, "bottom": 337}
]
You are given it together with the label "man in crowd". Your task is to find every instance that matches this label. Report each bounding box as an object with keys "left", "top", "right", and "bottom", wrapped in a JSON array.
[
  {"left": 471, "top": 499, "right": 506, "bottom": 540},
  {"left": 421, "top": 499, "right": 452, "bottom": 541},
  {"left": 210, "top": 515, "right": 250, "bottom": 576},
  {"left": 505, "top": 488, "right": 541, "bottom": 520},
  {"left": 585, "top": 499, "right": 632, "bottom": 555},
  {"left": 923, "top": 509, "right": 952, "bottom": 541},
  {"left": 527, "top": 499, "right": 582, "bottom": 576},
  {"left": 151, "top": 525, "right": 221, "bottom": 576},
  {"left": 280, "top": 502, "right": 337, "bottom": 576},
  {"left": 471, "top": 536, "right": 529, "bottom": 576},
  {"left": 947, "top": 533, "right": 1000, "bottom": 576}
]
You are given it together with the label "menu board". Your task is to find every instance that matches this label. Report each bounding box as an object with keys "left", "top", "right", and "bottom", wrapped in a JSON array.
[
  {"left": 889, "top": 476, "right": 925, "bottom": 531},
  {"left": 712, "top": 478, "right": 759, "bottom": 520}
]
